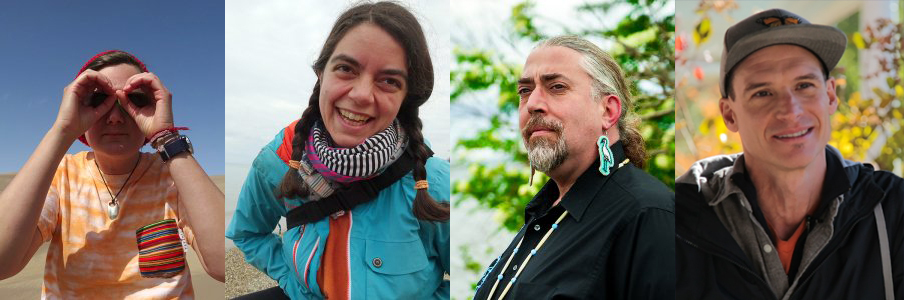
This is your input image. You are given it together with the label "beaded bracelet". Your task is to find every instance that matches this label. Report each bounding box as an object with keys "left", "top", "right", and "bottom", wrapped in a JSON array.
[
  {"left": 149, "top": 127, "right": 189, "bottom": 148},
  {"left": 153, "top": 133, "right": 181, "bottom": 150}
]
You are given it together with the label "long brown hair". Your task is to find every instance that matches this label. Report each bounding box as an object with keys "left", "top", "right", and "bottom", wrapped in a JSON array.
[{"left": 276, "top": 2, "right": 449, "bottom": 222}]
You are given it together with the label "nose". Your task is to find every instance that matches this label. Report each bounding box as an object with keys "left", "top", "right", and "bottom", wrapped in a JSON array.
[
  {"left": 774, "top": 89, "right": 803, "bottom": 121},
  {"left": 347, "top": 78, "right": 375, "bottom": 106},
  {"left": 523, "top": 88, "right": 548, "bottom": 115},
  {"left": 105, "top": 101, "right": 127, "bottom": 125}
]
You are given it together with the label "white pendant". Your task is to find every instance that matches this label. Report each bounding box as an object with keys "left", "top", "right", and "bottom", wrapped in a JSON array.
[{"left": 107, "top": 202, "right": 119, "bottom": 220}]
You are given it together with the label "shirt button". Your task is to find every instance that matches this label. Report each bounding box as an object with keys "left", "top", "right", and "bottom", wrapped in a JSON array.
[
  {"left": 533, "top": 224, "right": 541, "bottom": 231},
  {"left": 512, "top": 265, "right": 518, "bottom": 271},
  {"left": 763, "top": 244, "right": 773, "bottom": 253},
  {"left": 373, "top": 257, "right": 383, "bottom": 268}
]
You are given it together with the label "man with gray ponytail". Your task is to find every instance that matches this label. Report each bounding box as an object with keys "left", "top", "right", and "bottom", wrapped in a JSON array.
[{"left": 473, "top": 35, "right": 674, "bottom": 299}]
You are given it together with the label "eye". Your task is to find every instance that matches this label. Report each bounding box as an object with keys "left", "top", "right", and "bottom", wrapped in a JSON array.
[
  {"left": 517, "top": 87, "right": 532, "bottom": 97},
  {"left": 375, "top": 77, "right": 404, "bottom": 92},
  {"left": 383, "top": 78, "right": 403, "bottom": 89},
  {"left": 336, "top": 64, "right": 352, "bottom": 73},
  {"left": 333, "top": 64, "right": 357, "bottom": 77},
  {"left": 89, "top": 92, "right": 107, "bottom": 107},
  {"left": 752, "top": 90, "right": 772, "bottom": 98},
  {"left": 550, "top": 83, "right": 566, "bottom": 91},
  {"left": 128, "top": 93, "right": 150, "bottom": 107},
  {"left": 797, "top": 82, "right": 814, "bottom": 89}
]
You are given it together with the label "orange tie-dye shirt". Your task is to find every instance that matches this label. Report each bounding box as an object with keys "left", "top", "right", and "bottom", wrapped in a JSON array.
[{"left": 36, "top": 152, "right": 196, "bottom": 299}]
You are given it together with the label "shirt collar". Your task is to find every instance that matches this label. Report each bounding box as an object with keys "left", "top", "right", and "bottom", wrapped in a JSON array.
[{"left": 525, "top": 141, "right": 628, "bottom": 222}]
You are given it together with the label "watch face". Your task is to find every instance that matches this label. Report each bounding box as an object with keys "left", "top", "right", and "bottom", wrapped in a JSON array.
[{"left": 160, "top": 135, "right": 193, "bottom": 162}]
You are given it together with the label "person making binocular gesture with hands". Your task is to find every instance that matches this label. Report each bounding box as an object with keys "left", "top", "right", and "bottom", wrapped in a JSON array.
[{"left": 0, "top": 50, "right": 224, "bottom": 299}]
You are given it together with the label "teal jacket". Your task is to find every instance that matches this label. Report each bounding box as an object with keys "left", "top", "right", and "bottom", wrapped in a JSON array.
[{"left": 227, "top": 124, "right": 450, "bottom": 299}]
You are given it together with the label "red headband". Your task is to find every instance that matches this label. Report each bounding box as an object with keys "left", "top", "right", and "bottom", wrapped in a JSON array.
[
  {"left": 76, "top": 50, "right": 149, "bottom": 78},
  {"left": 75, "top": 50, "right": 150, "bottom": 146}
]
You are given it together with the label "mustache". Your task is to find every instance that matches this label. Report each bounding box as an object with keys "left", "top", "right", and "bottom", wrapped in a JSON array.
[{"left": 522, "top": 115, "right": 564, "bottom": 138}]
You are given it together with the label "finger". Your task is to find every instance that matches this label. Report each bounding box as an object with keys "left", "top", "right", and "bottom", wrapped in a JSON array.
[
  {"left": 116, "top": 89, "right": 140, "bottom": 118},
  {"left": 121, "top": 73, "right": 152, "bottom": 94},
  {"left": 69, "top": 72, "right": 116, "bottom": 108},
  {"left": 92, "top": 93, "right": 117, "bottom": 118},
  {"left": 122, "top": 73, "right": 168, "bottom": 100},
  {"left": 78, "top": 70, "right": 117, "bottom": 96}
]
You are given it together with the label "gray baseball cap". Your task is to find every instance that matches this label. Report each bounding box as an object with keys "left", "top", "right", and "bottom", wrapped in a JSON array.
[{"left": 719, "top": 8, "right": 847, "bottom": 98}]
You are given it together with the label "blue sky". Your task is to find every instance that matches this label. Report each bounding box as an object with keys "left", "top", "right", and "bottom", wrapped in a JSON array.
[{"left": 0, "top": 1, "right": 224, "bottom": 174}]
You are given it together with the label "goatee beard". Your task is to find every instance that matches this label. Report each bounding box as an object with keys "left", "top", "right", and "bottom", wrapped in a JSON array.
[{"left": 522, "top": 116, "right": 568, "bottom": 173}]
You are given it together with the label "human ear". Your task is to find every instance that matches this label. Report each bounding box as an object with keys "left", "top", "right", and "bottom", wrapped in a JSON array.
[
  {"left": 720, "top": 97, "right": 739, "bottom": 132},
  {"left": 601, "top": 94, "right": 622, "bottom": 130}
]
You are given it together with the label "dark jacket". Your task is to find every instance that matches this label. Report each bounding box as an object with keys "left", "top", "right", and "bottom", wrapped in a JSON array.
[{"left": 676, "top": 146, "right": 904, "bottom": 299}]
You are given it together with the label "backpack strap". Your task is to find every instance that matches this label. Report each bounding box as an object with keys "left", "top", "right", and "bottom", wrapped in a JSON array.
[
  {"left": 874, "top": 203, "right": 893, "bottom": 300},
  {"left": 285, "top": 150, "right": 422, "bottom": 230}
]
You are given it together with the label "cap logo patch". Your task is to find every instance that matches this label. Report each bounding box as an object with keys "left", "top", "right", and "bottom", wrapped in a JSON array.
[{"left": 757, "top": 16, "right": 801, "bottom": 27}]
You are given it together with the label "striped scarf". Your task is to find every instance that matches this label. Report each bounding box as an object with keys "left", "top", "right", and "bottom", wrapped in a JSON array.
[{"left": 304, "top": 120, "right": 407, "bottom": 186}]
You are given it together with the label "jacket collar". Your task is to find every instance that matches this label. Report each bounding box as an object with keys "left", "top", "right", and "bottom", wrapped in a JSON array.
[
  {"left": 729, "top": 147, "right": 851, "bottom": 222},
  {"left": 525, "top": 141, "right": 628, "bottom": 222},
  {"left": 678, "top": 145, "right": 856, "bottom": 208},
  {"left": 677, "top": 145, "right": 888, "bottom": 260}
]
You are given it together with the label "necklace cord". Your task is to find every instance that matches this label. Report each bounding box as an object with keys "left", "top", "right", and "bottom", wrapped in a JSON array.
[
  {"left": 489, "top": 210, "right": 569, "bottom": 300},
  {"left": 486, "top": 160, "right": 627, "bottom": 299},
  {"left": 94, "top": 154, "right": 141, "bottom": 205}
]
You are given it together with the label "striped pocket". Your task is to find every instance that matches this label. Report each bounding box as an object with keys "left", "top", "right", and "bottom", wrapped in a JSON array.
[{"left": 136, "top": 219, "right": 185, "bottom": 278}]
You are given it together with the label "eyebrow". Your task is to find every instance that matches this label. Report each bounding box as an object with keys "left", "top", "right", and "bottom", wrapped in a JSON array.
[
  {"left": 331, "top": 54, "right": 360, "bottom": 68},
  {"left": 794, "top": 73, "right": 820, "bottom": 81},
  {"left": 518, "top": 73, "right": 567, "bottom": 85},
  {"left": 742, "top": 81, "right": 770, "bottom": 95},
  {"left": 330, "top": 54, "right": 408, "bottom": 79}
]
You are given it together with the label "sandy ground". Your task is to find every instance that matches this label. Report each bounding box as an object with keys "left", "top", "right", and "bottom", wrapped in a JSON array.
[
  {"left": 225, "top": 247, "right": 278, "bottom": 299},
  {"left": 0, "top": 174, "right": 227, "bottom": 299}
]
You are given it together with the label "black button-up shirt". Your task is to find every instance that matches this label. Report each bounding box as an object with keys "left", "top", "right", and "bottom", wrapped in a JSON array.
[{"left": 473, "top": 142, "right": 676, "bottom": 299}]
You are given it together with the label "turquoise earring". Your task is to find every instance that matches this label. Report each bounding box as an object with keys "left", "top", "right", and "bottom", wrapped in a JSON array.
[{"left": 598, "top": 132, "right": 614, "bottom": 176}]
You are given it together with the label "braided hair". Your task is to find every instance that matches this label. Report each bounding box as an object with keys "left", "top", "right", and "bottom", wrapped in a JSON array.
[{"left": 276, "top": 1, "right": 449, "bottom": 222}]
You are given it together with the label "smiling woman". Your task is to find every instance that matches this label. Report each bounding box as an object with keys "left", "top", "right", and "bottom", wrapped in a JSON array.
[
  {"left": 318, "top": 24, "right": 408, "bottom": 148},
  {"left": 226, "top": 2, "right": 451, "bottom": 299}
]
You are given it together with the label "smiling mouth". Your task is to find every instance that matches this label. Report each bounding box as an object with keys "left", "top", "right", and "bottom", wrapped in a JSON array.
[
  {"left": 774, "top": 128, "right": 812, "bottom": 139},
  {"left": 338, "top": 109, "right": 372, "bottom": 125}
]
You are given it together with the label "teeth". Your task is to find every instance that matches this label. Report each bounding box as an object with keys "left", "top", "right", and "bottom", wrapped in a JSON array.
[
  {"left": 777, "top": 129, "right": 808, "bottom": 138},
  {"left": 339, "top": 109, "right": 370, "bottom": 122}
]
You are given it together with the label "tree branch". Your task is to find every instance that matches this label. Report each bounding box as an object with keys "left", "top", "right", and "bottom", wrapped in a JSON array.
[{"left": 641, "top": 108, "right": 675, "bottom": 120}]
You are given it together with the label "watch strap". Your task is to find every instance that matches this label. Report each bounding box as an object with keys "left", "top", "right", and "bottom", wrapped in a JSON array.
[{"left": 158, "top": 135, "right": 192, "bottom": 162}]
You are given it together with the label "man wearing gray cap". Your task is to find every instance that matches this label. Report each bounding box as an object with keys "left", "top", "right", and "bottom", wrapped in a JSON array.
[{"left": 676, "top": 8, "right": 904, "bottom": 300}]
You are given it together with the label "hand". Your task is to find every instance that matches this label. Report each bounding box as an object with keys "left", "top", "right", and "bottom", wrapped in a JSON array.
[
  {"left": 55, "top": 70, "right": 118, "bottom": 141},
  {"left": 118, "top": 73, "right": 174, "bottom": 139}
]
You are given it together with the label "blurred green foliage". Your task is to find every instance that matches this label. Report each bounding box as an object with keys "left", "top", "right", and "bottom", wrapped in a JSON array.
[{"left": 452, "top": 0, "right": 675, "bottom": 232}]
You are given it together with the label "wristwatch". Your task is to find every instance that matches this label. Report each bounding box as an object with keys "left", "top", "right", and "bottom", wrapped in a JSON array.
[{"left": 157, "top": 135, "right": 193, "bottom": 162}]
